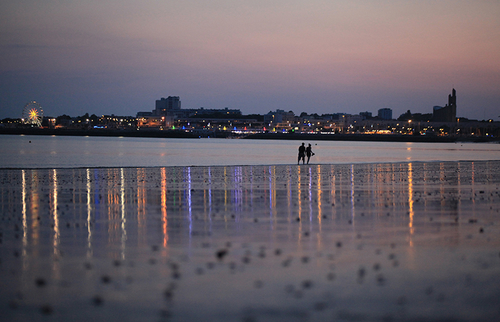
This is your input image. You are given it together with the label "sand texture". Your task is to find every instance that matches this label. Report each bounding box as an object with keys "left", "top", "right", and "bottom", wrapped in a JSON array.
[{"left": 1, "top": 161, "right": 500, "bottom": 321}]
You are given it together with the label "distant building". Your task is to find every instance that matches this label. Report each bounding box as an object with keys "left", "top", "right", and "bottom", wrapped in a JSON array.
[
  {"left": 137, "top": 95, "right": 181, "bottom": 118},
  {"left": 172, "top": 107, "right": 241, "bottom": 119},
  {"left": 360, "top": 111, "right": 372, "bottom": 119},
  {"left": 137, "top": 96, "right": 244, "bottom": 128},
  {"left": 155, "top": 96, "right": 181, "bottom": 115},
  {"left": 263, "top": 109, "right": 295, "bottom": 124},
  {"left": 378, "top": 108, "right": 392, "bottom": 120},
  {"left": 433, "top": 89, "right": 457, "bottom": 122},
  {"left": 343, "top": 114, "right": 363, "bottom": 126}
]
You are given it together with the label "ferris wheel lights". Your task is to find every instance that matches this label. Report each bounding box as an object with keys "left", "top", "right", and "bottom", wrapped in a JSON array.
[{"left": 22, "top": 101, "right": 43, "bottom": 127}]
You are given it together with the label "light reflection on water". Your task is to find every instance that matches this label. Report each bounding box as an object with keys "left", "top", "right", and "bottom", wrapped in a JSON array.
[
  {"left": 2, "top": 161, "right": 500, "bottom": 321},
  {"left": 6, "top": 162, "right": 498, "bottom": 260}
]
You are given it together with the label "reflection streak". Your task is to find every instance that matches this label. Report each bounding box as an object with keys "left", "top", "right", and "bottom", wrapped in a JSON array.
[
  {"left": 52, "top": 169, "right": 59, "bottom": 253},
  {"left": 86, "top": 169, "right": 92, "bottom": 257},
  {"left": 317, "top": 165, "right": 322, "bottom": 249},
  {"left": 120, "top": 168, "right": 127, "bottom": 259},
  {"left": 22, "top": 170, "right": 27, "bottom": 269},
  {"left": 350, "top": 165, "right": 355, "bottom": 226},
  {"left": 408, "top": 163, "right": 414, "bottom": 246},
  {"left": 161, "top": 167, "right": 168, "bottom": 248}
]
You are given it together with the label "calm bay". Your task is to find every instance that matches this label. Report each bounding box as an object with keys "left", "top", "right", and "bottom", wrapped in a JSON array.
[{"left": 1, "top": 134, "right": 499, "bottom": 168}]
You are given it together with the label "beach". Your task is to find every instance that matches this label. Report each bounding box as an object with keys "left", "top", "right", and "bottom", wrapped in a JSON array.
[{"left": 1, "top": 161, "right": 500, "bottom": 321}]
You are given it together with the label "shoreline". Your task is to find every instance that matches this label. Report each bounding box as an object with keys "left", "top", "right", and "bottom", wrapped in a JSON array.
[
  {"left": 1, "top": 159, "right": 499, "bottom": 171},
  {"left": 1, "top": 127, "right": 498, "bottom": 143}
]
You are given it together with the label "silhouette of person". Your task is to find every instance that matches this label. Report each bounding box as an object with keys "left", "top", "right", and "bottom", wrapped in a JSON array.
[
  {"left": 298, "top": 142, "right": 306, "bottom": 164},
  {"left": 306, "top": 143, "right": 314, "bottom": 164}
]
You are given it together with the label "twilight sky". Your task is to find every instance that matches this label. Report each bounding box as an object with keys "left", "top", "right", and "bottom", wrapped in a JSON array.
[{"left": 1, "top": 0, "right": 499, "bottom": 120}]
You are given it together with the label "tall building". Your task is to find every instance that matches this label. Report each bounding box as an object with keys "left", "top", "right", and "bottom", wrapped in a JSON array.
[
  {"left": 433, "top": 89, "right": 457, "bottom": 122},
  {"left": 378, "top": 108, "right": 392, "bottom": 120},
  {"left": 155, "top": 96, "right": 181, "bottom": 115},
  {"left": 360, "top": 111, "right": 372, "bottom": 119}
]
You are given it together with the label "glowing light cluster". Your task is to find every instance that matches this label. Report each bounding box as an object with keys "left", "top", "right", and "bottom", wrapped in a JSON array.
[{"left": 22, "top": 101, "right": 44, "bottom": 127}]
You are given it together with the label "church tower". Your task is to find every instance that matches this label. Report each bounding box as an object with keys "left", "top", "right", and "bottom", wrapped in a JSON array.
[
  {"left": 433, "top": 88, "right": 457, "bottom": 122},
  {"left": 448, "top": 88, "right": 456, "bottom": 108}
]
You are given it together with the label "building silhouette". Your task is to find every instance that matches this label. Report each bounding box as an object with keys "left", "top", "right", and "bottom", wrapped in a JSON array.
[
  {"left": 155, "top": 96, "right": 181, "bottom": 115},
  {"left": 433, "top": 89, "right": 457, "bottom": 122},
  {"left": 378, "top": 108, "right": 392, "bottom": 120}
]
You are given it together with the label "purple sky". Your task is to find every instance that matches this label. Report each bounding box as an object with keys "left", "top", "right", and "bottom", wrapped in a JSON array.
[{"left": 1, "top": 0, "right": 499, "bottom": 120}]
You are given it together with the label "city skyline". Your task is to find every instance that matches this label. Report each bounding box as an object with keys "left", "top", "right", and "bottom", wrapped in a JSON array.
[{"left": 1, "top": 1, "right": 499, "bottom": 121}]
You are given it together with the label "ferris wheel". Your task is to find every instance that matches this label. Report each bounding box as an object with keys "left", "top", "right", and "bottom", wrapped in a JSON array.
[{"left": 22, "top": 101, "right": 44, "bottom": 127}]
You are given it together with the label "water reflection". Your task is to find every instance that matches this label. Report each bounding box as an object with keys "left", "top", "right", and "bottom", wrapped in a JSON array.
[
  {"left": 2, "top": 161, "right": 497, "bottom": 276},
  {"left": 21, "top": 170, "right": 27, "bottom": 270},
  {"left": 86, "top": 168, "right": 92, "bottom": 258},
  {"left": 51, "top": 169, "right": 60, "bottom": 277},
  {"left": 408, "top": 163, "right": 414, "bottom": 238},
  {"left": 51, "top": 169, "right": 59, "bottom": 253},
  {"left": 161, "top": 167, "right": 168, "bottom": 249}
]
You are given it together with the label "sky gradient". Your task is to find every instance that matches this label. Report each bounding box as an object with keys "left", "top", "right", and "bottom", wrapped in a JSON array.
[{"left": 1, "top": 0, "right": 499, "bottom": 120}]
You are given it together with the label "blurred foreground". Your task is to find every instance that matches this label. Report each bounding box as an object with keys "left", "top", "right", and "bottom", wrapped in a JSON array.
[{"left": 1, "top": 162, "right": 500, "bottom": 321}]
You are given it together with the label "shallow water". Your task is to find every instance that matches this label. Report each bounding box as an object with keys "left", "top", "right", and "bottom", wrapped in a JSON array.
[
  {"left": 1, "top": 161, "right": 500, "bottom": 321},
  {"left": 1, "top": 135, "right": 500, "bottom": 168}
]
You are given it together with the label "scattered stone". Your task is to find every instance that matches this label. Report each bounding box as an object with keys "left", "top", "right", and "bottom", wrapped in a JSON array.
[
  {"left": 35, "top": 278, "right": 46, "bottom": 287},
  {"left": 376, "top": 274, "right": 386, "bottom": 286},
  {"left": 92, "top": 296, "right": 103, "bottom": 306},
  {"left": 101, "top": 275, "right": 111, "bottom": 284},
  {"left": 282, "top": 257, "right": 292, "bottom": 267},
  {"left": 40, "top": 305, "right": 53, "bottom": 315},
  {"left": 164, "top": 289, "right": 174, "bottom": 301},
  {"left": 301, "top": 280, "right": 313, "bottom": 289},
  {"left": 216, "top": 249, "right": 228, "bottom": 260}
]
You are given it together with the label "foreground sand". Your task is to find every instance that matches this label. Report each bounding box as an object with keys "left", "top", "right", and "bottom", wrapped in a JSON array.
[{"left": 1, "top": 161, "right": 499, "bottom": 321}]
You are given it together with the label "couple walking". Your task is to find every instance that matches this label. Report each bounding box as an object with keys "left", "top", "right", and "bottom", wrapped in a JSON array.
[{"left": 298, "top": 142, "right": 314, "bottom": 165}]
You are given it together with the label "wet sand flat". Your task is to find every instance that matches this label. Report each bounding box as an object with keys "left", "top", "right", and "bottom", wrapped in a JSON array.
[{"left": 1, "top": 161, "right": 500, "bottom": 321}]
